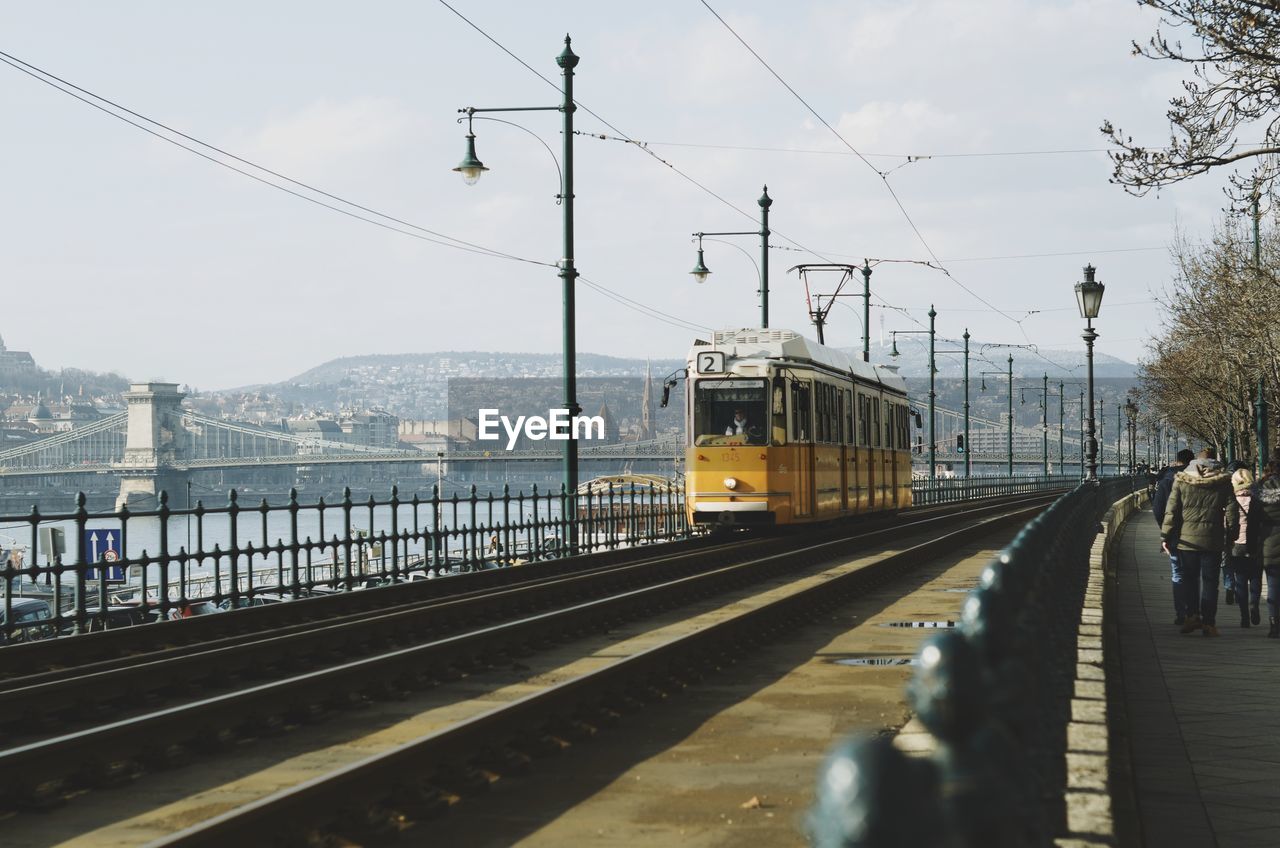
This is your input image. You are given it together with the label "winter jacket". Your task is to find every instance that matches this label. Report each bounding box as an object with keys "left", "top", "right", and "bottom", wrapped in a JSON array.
[
  {"left": 1160, "top": 459, "right": 1233, "bottom": 552},
  {"left": 1254, "top": 476, "right": 1280, "bottom": 568},
  {"left": 1226, "top": 489, "right": 1263, "bottom": 557},
  {"left": 1152, "top": 463, "right": 1183, "bottom": 527}
]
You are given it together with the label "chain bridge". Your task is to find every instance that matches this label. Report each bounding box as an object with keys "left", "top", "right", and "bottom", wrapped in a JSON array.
[{"left": 0, "top": 383, "right": 1148, "bottom": 507}]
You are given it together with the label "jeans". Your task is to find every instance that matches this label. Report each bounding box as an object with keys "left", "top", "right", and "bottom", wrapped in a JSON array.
[
  {"left": 1178, "top": 549, "right": 1222, "bottom": 625},
  {"left": 1168, "top": 550, "right": 1185, "bottom": 616},
  {"left": 1223, "top": 550, "right": 1236, "bottom": 595},
  {"left": 1268, "top": 565, "right": 1280, "bottom": 622},
  {"left": 1230, "top": 554, "right": 1262, "bottom": 616}
]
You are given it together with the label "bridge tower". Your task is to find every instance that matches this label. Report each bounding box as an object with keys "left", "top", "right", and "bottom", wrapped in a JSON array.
[{"left": 115, "top": 382, "right": 190, "bottom": 509}]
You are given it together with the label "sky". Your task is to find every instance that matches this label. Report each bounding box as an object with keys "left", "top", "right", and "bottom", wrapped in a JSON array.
[{"left": 0, "top": 0, "right": 1236, "bottom": 390}]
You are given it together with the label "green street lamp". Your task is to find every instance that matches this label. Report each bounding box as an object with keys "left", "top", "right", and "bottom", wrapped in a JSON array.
[
  {"left": 452, "top": 123, "right": 489, "bottom": 185},
  {"left": 691, "top": 186, "right": 773, "bottom": 327},
  {"left": 456, "top": 35, "right": 582, "bottom": 549},
  {"left": 1075, "top": 263, "right": 1105, "bottom": 481},
  {"left": 889, "top": 306, "right": 938, "bottom": 479},
  {"left": 1020, "top": 373, "right": 1051, "bottom": 476},
  {"left": 1124, "top": 397, "right": 1139, "bottom": 474}
]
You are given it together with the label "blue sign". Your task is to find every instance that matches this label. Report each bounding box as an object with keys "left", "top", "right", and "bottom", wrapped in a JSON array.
[{"left": 84, "top": 528, "right": 124, "bottom": 581}]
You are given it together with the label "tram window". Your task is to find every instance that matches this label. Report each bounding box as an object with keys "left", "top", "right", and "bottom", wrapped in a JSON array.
[
  {"left": 872, "top": 397, "right": 881, "bottom": 447},
  {"left": 816, "top": 384, "right": 827, "bottom": 442},
  {"left": 692, "top": 378, "right": 768, "bottom": 446},
  {"left": 838, "top": 390, "right": 846, "bottom": 444},
  {"left": 857, "top": 394, "right": 869, "bottom": 446},
  {"left": 771, "top": 377, "right": 787, "bottom": 446},
  {"left": 883, "top": 400, "right": 891, "bottom": 447},
  {"left": 791, "top": 381, "right": 812, "bottom": 441},
  {"left": 845, "top": 390, "right": 854, "bottom": 444}
]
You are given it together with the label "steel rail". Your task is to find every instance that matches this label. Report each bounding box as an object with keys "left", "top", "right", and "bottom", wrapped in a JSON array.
[
  {"left": 0, "top": 490, "right": 1049, "bottom": 680},
  {"left": 0, "top": 535, "right": 789, "bottom": 738},
  {"left": 0, "top": 493, "right": 1059, "bottom": 813},
  {"left": 149, "top": 498, "right": 1050, "bottom": 847},
  {"left": 0, "top": 534, "right": 723, "bottom": 679}
]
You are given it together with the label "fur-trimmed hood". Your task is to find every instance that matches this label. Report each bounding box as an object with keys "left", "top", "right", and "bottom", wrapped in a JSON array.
[
  {"left": 1176, "top": 459, "right": 1230, "bottom": 486},
  {"left": 1258, "top": 476, "right": 1280, "bottom": 506}
]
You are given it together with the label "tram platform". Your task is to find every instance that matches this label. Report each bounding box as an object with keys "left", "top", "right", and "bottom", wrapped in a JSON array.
[{"left": 1113, "top": 511, "right": 1280, "bottom": 847}]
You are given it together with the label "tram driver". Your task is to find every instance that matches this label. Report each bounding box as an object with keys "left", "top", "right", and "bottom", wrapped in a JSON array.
[{"left": 724, "top": 408, "right": 750, "bottom": 437}]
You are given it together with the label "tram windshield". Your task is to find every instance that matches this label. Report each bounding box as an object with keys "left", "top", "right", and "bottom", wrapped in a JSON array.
[{"left": 693, "top": 378, "right": 768, "bottom": 446}]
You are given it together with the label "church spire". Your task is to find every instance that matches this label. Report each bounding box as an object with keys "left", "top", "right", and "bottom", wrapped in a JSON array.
[{"left": 640, "top": 358, "right": 654, "bottom": 441}]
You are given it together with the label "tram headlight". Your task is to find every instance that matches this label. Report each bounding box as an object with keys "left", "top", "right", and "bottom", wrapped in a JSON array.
[{"left": 723, "top": 477, "right": 738, "bottom": 490}]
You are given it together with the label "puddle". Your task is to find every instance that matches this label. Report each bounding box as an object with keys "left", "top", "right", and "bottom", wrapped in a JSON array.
[
  {"left": 877, "top": 620, "right": 958, "bottom": 629},
  {"left": 831, "top": 655, "right": 918, "bottom": 667}
]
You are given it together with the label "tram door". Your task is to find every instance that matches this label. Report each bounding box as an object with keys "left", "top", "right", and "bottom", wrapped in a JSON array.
[
  {"left": 838, "top": 390, "right": 849, "bottom": 511},
  {"left": 792, "top": 380, "right": 814, "bottom": 519}
]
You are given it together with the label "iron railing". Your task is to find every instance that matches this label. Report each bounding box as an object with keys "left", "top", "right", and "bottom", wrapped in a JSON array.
[
  {"left": 808, "top": 476, "right": 1135, "bottom": 847},
  {"left": 0, "top": 482, "right": 688, "bottom": 641},
  {"left": 910, "top": 473, "right": 1078, "bottom": 506}
]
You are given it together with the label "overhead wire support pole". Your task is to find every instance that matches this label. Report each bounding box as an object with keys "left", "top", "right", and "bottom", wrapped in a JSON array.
[
  {"left": 862, "top": 262, "right": 872, "bottom": 363},
  {"left": 455, "top": 35, "right": 582, "bottom": 551},
  {"left": 691, "top": 187, "right": 773, "bottom": 328}
]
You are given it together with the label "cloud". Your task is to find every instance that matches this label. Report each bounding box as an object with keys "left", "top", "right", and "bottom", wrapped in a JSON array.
[
  {"left": 240, "top": 97, "right": 416, "bottom": 173},
  {"left": 833, "top": 100, "right": 964, "bottom": 152}
]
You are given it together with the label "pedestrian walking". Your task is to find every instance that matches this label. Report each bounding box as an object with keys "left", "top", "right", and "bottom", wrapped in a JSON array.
[
  {"left": 1153, "top": 448, "right": 1195, "bottom": 624},
  {"left": 1226, "top": 467, "right": 1263, "bottom": 627},
  {"left": 1222, "top": 461, "right": 1251, "bottom": 606},
  {"left": 1254, "top": 461, "right": 1280, "bottom": 637},
  {"left": 1161, "top": 448, "right": 1233, "bottom": 637}
]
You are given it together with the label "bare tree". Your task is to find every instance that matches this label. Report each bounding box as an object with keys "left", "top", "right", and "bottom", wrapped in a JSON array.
[
  {"left": 1141, "top": 214, "right": 1280, "bottom": 456},
  {"left": 1102, "top": 1, "right": 1280, "bottom": 209}
]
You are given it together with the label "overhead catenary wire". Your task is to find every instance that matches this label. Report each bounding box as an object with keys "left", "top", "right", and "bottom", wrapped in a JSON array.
[
  {"left": 0, "top": 50, "right": 551, "bottom": 268},
  {"left": 697, "top": 1, "right": 1087, "bottom": 379},
  {"left": 0, "top": 47, "right": 719, "bottom": 336}
]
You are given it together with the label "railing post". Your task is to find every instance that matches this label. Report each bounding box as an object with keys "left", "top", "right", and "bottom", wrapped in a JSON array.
[
  {"left": 341, "top": 487, "right": 353, "bottom": 591},
  {"left": 73, "top": 493, "right": 88, "bottom": 635},
  {"left": 389, "top": 485, "right": 401, "bottom": 581},
  {"left": 157, "top": 490, "right": 172, "bottom": 621},
  {"left": 288, "top": 488, "right": 301, "bottom": 596},
  {"left": 228, "top": 488, "right": 242, "bottom": 606}
]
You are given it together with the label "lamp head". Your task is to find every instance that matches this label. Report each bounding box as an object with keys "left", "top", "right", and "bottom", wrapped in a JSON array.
[
  {"left": 690, "top": 247, "right": 711, "bottom": 283},
  {"left": 453, "top": 133, "right": 488, "bottom": 186},
  {"left": 1074, "top": 263, "right": 1105, "bottom": 320}
]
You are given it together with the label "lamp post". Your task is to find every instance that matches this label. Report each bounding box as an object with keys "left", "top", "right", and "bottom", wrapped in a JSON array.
[
  {"left": 1075, "top": 264, "right": 1106, "bottom": 481},
  {"left": 1124, "top": 398, "right": 1138, "bottom": 475},
  {"left": 889, "top": 306, "right": 938, "bottom": 479},
  {"left": 980, "top": 361, "right": 1015, "bottom": 476},
  {"left": 1258, "top": 377, "right": 1269, "bottom": 476},
  {"left": 455, "top": 35, "right": 582, "bottom": 547},
  {"left": 691, "top": 187, "right": 773, "bottom": 327},
  {"left": 1019, "top": 374, "right": 1050, "bottom": 476},
  {"left": 1097, "top": 400, "right": 1105, "bottom": 477},
  {"left": 929, "top": 331, "right": 971, "bottom": 477}
]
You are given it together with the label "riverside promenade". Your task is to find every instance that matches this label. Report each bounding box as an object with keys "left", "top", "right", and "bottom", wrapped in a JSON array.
[{"left": 1114, "top": 513, "right": 1280, "bottom": 848}]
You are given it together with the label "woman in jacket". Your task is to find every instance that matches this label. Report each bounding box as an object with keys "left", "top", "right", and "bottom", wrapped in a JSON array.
[
  {"left": 1226, "top": 467, "right": 1262, "bottom": 627},
  {"left": 1254, "top": 462, "right": 1280, "bottom": 637}
]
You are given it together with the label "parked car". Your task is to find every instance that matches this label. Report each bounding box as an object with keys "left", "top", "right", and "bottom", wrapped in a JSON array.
[
  {"left": 216, "top": 593, "right": 288, "bottom": 611},
  {"left": 0, "top": 597, "right": 56, "bottom": 643},
  {"left": 61, "top": 605, "right": 149, "bottom": 634}
]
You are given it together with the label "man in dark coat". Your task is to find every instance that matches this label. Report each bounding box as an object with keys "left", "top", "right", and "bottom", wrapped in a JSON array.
[
  {"left": 1161, "top": 448, "right": 1233, "bottom": 637},
  {"left": 1153, "top": 448, "right": 1194, "bottom": 624}
]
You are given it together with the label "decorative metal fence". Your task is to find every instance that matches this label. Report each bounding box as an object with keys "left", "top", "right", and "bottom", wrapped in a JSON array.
[
  {"left": 911, "top": 473, "right": 1080, "bottom": 506},
  {"left": 0, "top": 482, "right": 687, "bottom": 641},
  {"left": 808, "top": 476, "right": 1137, "bottom": 847}
]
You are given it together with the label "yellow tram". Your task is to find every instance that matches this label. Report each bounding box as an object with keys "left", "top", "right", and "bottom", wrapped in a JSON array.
[{"left": 685, "top": 328, "right": 913, "bottom": 528}]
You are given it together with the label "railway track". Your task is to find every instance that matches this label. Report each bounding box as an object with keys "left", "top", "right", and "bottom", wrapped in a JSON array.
[{"left": 0, "top": 492, "right": 1063, "bottom": 845}]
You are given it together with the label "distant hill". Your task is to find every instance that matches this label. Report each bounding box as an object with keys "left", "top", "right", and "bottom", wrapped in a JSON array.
[
  {"left": 0, "top": 364, "right": 130, "bottom": 398},
  {"left": 280, "top": 351, "right": 686, "bottom": 387}
]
